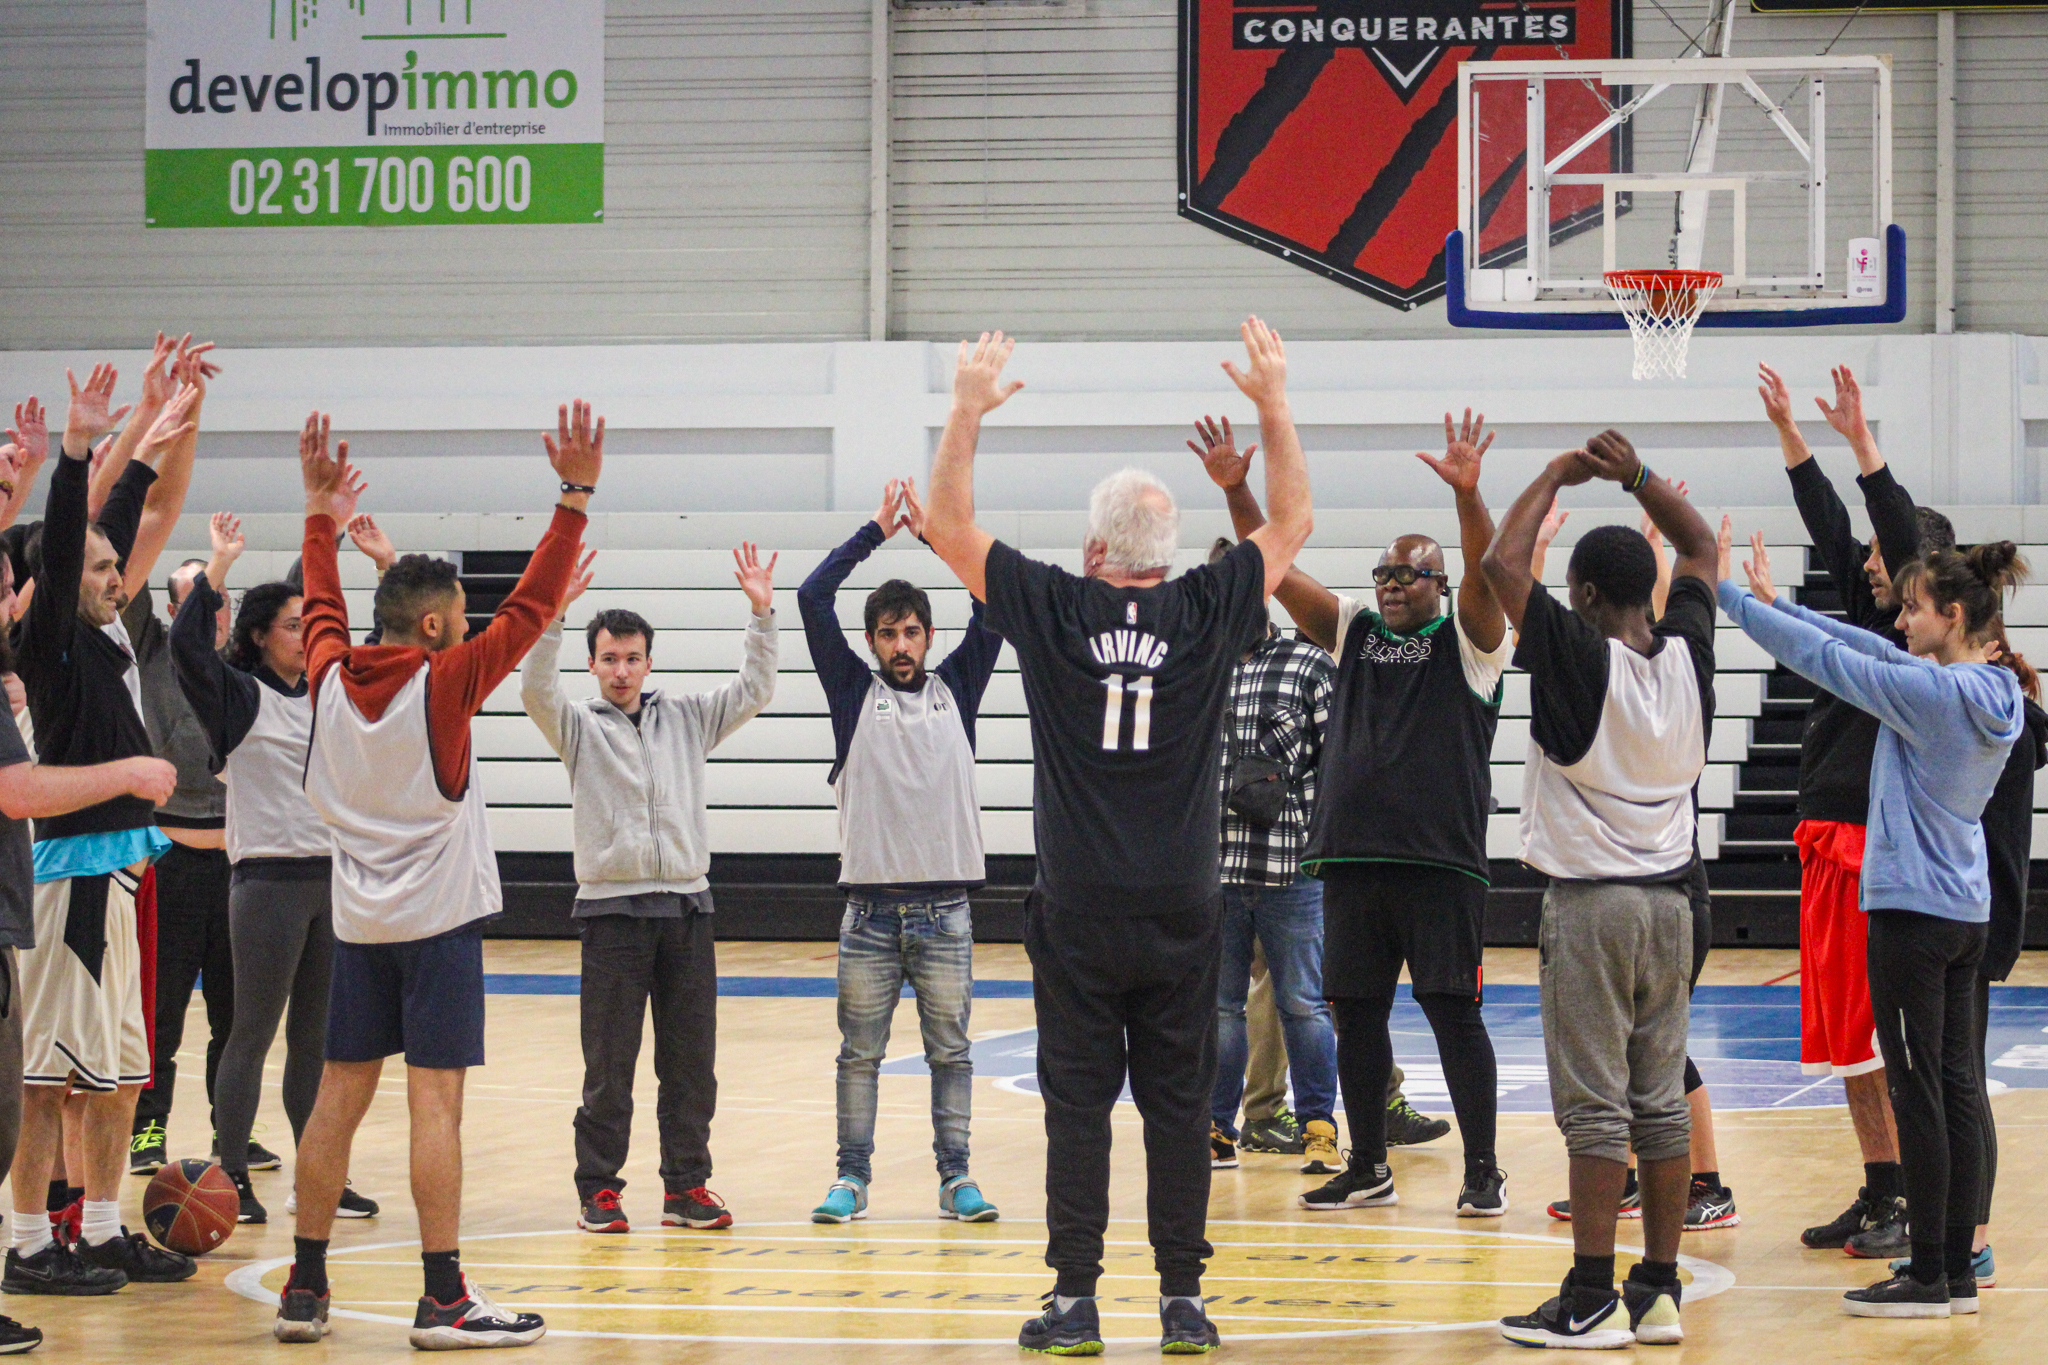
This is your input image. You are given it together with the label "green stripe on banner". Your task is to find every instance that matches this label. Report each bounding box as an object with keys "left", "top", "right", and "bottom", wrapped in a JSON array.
[{"left": 145, "top": 143, "right": 603, "bottom": 227}]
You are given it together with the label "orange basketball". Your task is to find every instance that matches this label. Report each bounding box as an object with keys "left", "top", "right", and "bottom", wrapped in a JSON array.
[{"left": 143, "top": 1158, "right": 239, "bottom": 1255}]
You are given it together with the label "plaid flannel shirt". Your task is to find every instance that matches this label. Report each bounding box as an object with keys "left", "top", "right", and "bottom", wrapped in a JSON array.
[{"left": 1218, "top": 631, "right": 1334, "bottom": 886}]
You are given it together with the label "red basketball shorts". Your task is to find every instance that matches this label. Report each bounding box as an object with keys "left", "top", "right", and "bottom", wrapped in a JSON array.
[{"left": 1794, "top": 819, "right": 1882, "bottom": 1077}]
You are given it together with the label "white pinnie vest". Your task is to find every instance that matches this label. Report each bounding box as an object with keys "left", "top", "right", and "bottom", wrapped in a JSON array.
[
  {"left": 832, "top": 674, "right": 985, "bottom": 888},
  {"left": 303, "top": 665, "right": 500, "bottom": 944},
  {"left": 223, "top": 685, "right": 332, "bottom": 864},
  {"left": 1519, "top": 637, "right": 1705, "bottom": 880}
]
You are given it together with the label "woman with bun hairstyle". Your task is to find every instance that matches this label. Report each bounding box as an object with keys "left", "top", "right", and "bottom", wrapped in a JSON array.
[{"left": 1720, "top": 537, "right": 2028, "bottom": 1321}]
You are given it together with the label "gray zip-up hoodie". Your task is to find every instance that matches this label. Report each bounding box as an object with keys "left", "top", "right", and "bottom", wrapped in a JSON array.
[{"left": 521, "top": 612, "right": 777, "bottom": 898}]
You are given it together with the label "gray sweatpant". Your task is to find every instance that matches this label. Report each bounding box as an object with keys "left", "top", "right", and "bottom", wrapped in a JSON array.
[
  {"left": 213, "top": 877, "right": 335, "bottom": 1175},
  {"left": 1538, "top": 879, "right": 1692, "bottom": 1165}
]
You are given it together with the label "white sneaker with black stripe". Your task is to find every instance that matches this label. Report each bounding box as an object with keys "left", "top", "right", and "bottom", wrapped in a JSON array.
[{"left": 409, "top": 1275, "right": 546, "bottom": 1350}]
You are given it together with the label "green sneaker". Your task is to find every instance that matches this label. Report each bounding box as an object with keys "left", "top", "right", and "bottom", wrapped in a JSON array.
[
  {"left": 128, "top": 1122, "right": 167, "bottom": 1176},
  {"left": 939, "top": 1175, "right": 999, "bottom": 1223},
  {"left": 811, "top": 1177, "right": 867, "bottom": 1224}
]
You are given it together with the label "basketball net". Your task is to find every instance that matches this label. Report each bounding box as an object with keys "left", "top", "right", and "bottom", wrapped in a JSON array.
[{"left": 1604, "top": 270, "right": 1723, "bottom": 381}]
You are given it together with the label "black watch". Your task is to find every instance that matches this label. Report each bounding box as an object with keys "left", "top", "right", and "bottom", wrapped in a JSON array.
[{"left": 560, "top": 482, "right": 596, "bottom": 496}]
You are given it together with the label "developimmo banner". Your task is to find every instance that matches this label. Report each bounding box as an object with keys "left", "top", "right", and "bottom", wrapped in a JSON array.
[{"left": 144, "top": 0, "right": 604, "bottom": 228}]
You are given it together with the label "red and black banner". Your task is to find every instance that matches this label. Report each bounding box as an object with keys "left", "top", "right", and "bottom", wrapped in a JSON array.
[{"left": 1179, "top": 1, "right": 1631, "bottom": 310}]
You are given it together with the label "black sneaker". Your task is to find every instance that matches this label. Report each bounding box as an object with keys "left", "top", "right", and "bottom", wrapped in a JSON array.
[
  {"left": 1546, "top": 1187, "right": 1642, "bottom": 1222},
  {"left": 1238, "top": 1113, "right": 1304, "bottom": 1155},
  {"left": 213, "top": 1132, "right": 283, "bottom": 1172},
  {"left": 1209, "top": 1125, "right": 1238, "bottom": 1170},
  {"left": 336, "top": 1183, "right": 380, "bottom": 1219},
  {"left": 663, "top": 1187, "right": 734, "bottom": 1230},
  {"left": 1622, "top": 1267, "right": 1685, "bottom": 1344},
  {"left": 1299, "top": 1162, "right": 1396, "bottom": 1210},
  {"left": 75, "top": 1229, "right": 196, "bottom": 1284},
  {"left": 579, "top": 1188, "right": 629, "bottom": 1234},
  {"left": 1499, "top": 1273, "right": 1634, "bottom": 1349},
  {"left": 1949, "top": 1274, "right": 1979, "bottom": 1316},
  {"left": 408, "top": 1275, "right": 546, "bottom": 1349},
  {"left": 1843, "top": 1208, "right": 1912, "bottom": 1259},
  {"left": 1684, "top": 1181, "right": 1739, "bottom": 1231},
  {"left": 1018, "top": 1293, "right": 1103, "bottom": 1356},
  {"left": 1843, "top": 1270, "right": 1950, "bottom": 1319},
  {"left": 0, "top": 1314, "right": 41, "bottom": 1353},
  {"left": 1385, "top": 1097, "right": 1451, "bottom": 1147},
  {"left": 274, "top": 1269, "right": 331, "bottom": 1343},
  {"left": 1, "top": 1242, "right": 127, "bottom": 1296},
  {"left": 1160, "top": 1297, "right": 1220, "bottom": 1354},
  {"left": 229, "top": 1168, "right": 268, "bottom": 1225},
  {"left": 1457, "top": 1165, "right": 1507, "bottom": 1218},
  {"left": 128, "top": 1123, "right": 167, "bottom": 1177},
  {"left": 1802, "top": 1187, "right": 1900, "bottom": 1250}
]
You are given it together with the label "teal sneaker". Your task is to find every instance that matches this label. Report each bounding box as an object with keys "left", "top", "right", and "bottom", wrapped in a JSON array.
[
  {"left": 1892, "top": 1244, "right": 1995, "bottom": 1288},
  {"left": 811, "top": 1177, "right": 868, "bottom": 1225},
  {"left": 939, "top": 1175, "right": 999, "bottom": 1223}
]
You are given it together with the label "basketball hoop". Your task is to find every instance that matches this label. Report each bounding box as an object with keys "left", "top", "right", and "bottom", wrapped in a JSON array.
[{"left": 1604, "top": 270, "right": 1723, "bottom": 381}]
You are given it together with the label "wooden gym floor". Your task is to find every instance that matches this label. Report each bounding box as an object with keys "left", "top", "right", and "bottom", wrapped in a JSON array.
[{"left": 6, "top": 942, "right": 2045, "bottom": 1361}]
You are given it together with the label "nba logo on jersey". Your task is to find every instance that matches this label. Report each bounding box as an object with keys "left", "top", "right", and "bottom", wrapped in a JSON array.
[{"left": 1127, "top": 602, "right": 1138, "bottom": 625}]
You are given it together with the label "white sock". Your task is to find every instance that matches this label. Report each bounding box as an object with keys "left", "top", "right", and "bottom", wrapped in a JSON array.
[
  {"left": 9, "top": 1215, "right": 51, "bottom": 1259},
  {"left": 81, "top": 1199, "right": 121, "bottom": 1247}
]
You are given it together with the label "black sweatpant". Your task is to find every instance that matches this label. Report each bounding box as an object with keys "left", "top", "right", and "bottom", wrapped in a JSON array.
[
  {"left": 1866, "top": 908, "right": 1986, "bottom": 1275},
  {"left": 1974, "top": 974, "right": 1996, "bottom": 1226},
  {"left": 1024, "top": 889, "right": 1220, "bottom": 1299},
  {"left": 1331, "top": 993, "right": 1497, "bottom": 1170},
  {"left": 135, "top": 843, "right": 233, "bottom": 1130},
  {"left": 573, "top": 911, "right": 719, "bottom": 1198}
]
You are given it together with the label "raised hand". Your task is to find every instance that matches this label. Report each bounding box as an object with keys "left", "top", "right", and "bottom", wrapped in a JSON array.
[
  {"left": 1417, "top": 407, "right": 1493, "bottom": 494},
  {"left": 1743, "top": 530, "right": 1776, "bottom": 604},
  {"left": 8, "top": 397, "right": 47, "bottom": 461},
  {"left": 1717, "top": 513, "right": 1734, "bottom": 582},
  {"left": 1187, "top": 415, "right": 1256, "bottom": 490},
  {"left": 873, "top": 478, "right": 905, "bottom": 540},
  {"left": 137, "top": 383, "right": 201, "bottom": 462},
  {"left": 136, "top": 333, "right": 179, "bottom": 414},
  {"left": 1534, "top": 498, "right": 1570, "bottom": 551},
  {"left": 952, "top": 331, "right": 1023, "bottom": 417},
  {"left": 1577, "top": 429, "right": 1643, "bottom": 486},
  {"left": 1757, "top": 362, "right": 1796, "bottom": 429},
  {"left": 560, "top": 547, "right": 597, "bottom": 618},
  {"left": 733, "top": 541, "right": 778, "bottom": 616},
  {"left": 63, "top": 363, "right": 131, "bottom": 455},
  {"left": 1815, "top": 364, "right": 1869, "bottom": 441},
  {"left": 1221, "top": 316, "right": 1288, "bottom": 409},
  {"left": 1548, "top": 449, "right": 1597, "bottom": 488},
  {"left": 174, "top": 335, "right": 220, "bottom": 386},
  {"left": 346, "top": 513, "right": 398, "bottom": 572},
  {"left": 544, "top": 399, "right": 605, "bottom": 490},
  {"left": 899, "top": 476, "right": 929, "bottom": 541},
  {"left": 209, "top": 511, "right": 245, "bottom": 563},
  {"left": 300, "top": 411, "right": 367, "bottom": 525}
]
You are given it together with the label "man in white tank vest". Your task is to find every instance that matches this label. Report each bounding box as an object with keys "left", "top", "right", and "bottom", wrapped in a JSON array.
[
  {"left": 796, "top": 477, "right": 1005, "bottom": 1226},
  {"left": 1482, "top": 432, "right": 1720, "bottom": 1350},
  {"left": 276, "top": 405, "right": 598, "bottom": 1350},
  {"left": 522, "top": 546, "right": 778, "bottom": 1237}
]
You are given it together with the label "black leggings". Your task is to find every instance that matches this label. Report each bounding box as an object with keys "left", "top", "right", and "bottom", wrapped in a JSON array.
[
  {"left": 1331, "top": 992, "right": 1496, "bottom": 1170},
  {"left": 1866, "top": 909, "right": 1986, "bottom": 1274},
  {"left": 1974, "top": 974, "right": 1996, "bottom": 1227}
]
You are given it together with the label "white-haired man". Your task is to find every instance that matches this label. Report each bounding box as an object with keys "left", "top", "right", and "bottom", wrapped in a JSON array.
[{"left": 924, "top": 323, "right": 1314, "bottom": 1355}]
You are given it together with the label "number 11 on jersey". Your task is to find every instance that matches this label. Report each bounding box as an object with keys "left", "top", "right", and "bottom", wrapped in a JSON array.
[{"left": 1101, "top": 675, "right": 1154, "bottom": 751}]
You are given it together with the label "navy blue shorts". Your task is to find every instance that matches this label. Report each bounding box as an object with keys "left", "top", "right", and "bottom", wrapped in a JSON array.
[{"left": 326, "top": 924, "right": 486, "bottom": 1069}]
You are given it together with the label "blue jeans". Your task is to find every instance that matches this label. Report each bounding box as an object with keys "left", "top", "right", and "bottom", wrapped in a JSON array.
[
  {"left": 836, "top": 894, "right": 975, "bottom": 1183},
  {"left": 1212, "top": 875, "right": 1338, "bottom": 1136}
]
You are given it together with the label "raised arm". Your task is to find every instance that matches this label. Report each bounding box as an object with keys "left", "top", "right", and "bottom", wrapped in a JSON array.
[
  {"left": 927, "top": 333, "right": 1021, "bottom": 602},
  {"left": 1483, "top": 453, "right": 1595, "bottom": 630},
  {"left": 1189, "top": 415, "right": 1340, "bottom": 649},
  {"left": 1719, "top": 579, "right": 1937, "bottom": 740},
  {"left": 1224, "top": 318, "right": 1312, "bottom": 599},
  {"left": 1, "top": 398, "right": 50, "bottom": 533},
  {"left": 800, "top": 488, "right": 897, "bottom": 710},
  {"left": 1815, "top": 364, "right": 1885, "bottom": 478},
  {"left": 1732, "top": 535, "right": 1915, "bottom": 664},
  {"left": 297, "top": 411, "right": 369, "bottom": 687},
  {"left": 25, "top": 367, "right": 132, "bottom": 655},
  {"left": 1578, "top": 430, "right": 1717, "bottom": 584},
  {"left": 691, "top": 543, "right": 779, "bottom": 749},
  {"left": 1417, "top": 408, "right": 1504, "bottom": 652},
  {"left": 86, "top": 334, "right": 169, "bottom": 518},
  {"left": 124, "top": 343, "right": 217, "bottom": 600},
  {"left": 170, "top": 567, "right": 260, "bottom": 771}
]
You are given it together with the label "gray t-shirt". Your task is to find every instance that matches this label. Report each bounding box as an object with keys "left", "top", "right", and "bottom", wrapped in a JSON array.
[{"left": 0, "top": 713, "right": 35, "bottom": 949}]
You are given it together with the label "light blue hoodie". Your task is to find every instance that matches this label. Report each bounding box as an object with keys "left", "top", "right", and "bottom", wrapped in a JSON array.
[{"left": 1718, "top": 581, "right": 2022, "bottom": 923}]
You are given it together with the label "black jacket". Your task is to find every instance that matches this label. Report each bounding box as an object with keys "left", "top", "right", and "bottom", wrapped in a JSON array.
[{"left": 1981, "top": 696, "right": 2047, "bottom": 981}]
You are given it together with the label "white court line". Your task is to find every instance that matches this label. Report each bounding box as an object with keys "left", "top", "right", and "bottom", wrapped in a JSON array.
[
  {"left": 321, "top": 1301, "right": 1436, "bottom": 1326},
  {"left": 223, "top": 1220, "right": 1735, "bottom": 1346},
  {"left": 326, "top": 1259, "right": 1582, "bottom": 1289}
]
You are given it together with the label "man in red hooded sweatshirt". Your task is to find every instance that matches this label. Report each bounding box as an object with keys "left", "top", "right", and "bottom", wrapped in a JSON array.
[{"left": 273, "top": 404, "right": 600, "bottom": 1349}]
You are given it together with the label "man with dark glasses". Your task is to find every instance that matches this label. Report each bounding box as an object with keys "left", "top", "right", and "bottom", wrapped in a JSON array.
[{"left": 1192, "top": 409, "right": 1509, "bottom": 1219}]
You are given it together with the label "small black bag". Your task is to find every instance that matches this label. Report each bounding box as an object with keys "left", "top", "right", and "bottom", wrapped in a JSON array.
[{"left": 1226, "top": 755, "right": 1289, "bottom": 827}]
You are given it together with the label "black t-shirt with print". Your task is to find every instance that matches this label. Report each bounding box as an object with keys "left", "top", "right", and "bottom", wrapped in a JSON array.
[
  {"left": 0, "top": 716, "right": 35, "bottom": 949},
  {"left": 982, "top": 538, "right": 1269, "bottom": 914}
]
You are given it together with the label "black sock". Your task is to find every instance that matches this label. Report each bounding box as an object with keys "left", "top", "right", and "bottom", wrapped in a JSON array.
[
  {"left": 1622, "top": 1169, "right": 1639, "bottom": 1198},
  {"left": 1944, "top": 1226, "right": 1977, "bottom": 1279},
  {"left": 293, "top": 1237, "right": 329, "bottom": 1297},
  {"left": 1907, "top": 1238, "right": 1944, "bottom": 1286},
  {"left": 1692, "top": 1170, "right": 1720, "bottom": 1193},
  {"left": 1865, "top": 1161, "right": 1903, "bottom": 1203},
  {"left": 1632, "top": 1258, "right": 1681, "bottom": 1288},
  {"left": 423, "top": 1249, "right": 463, "bottom": 1304},
  {"left": 44, "top": 1181, "right": 68, "bottom": 1214},
  {"left": 1572, "top": 1254, "right": 1617, "bottom": 1294},
  {"left": 67, "top": 1185, "right": 83, "bottom": 1208}
]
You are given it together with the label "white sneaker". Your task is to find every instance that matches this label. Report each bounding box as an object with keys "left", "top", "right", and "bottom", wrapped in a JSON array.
[{"left": 409, "top": 1275, "right": 546, "bottom": 1350}]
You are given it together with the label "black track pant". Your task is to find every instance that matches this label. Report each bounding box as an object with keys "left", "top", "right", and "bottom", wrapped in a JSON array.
[
  {"left": 1974, "top": 974, "right": 1996, "bottom": 1226},
  {"left": 1331, "top": 992, "right": 1497, "bottom": 1170},
  {"left": 136, "top": 844, "right": 233, "bottom": 1130},
  {"left": 1866, "top": 909, "right": 1985, "bottom": 1271},
  {"left": 1025, "top": 889, "right": 1220, "bottom": 1299}
]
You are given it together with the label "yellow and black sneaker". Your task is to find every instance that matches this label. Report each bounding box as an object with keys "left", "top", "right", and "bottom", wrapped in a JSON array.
[
  {"left": 1160, "top": 1296, "right": 1221, "bottom": 1354},
  {"left": 1018, "top": 1292, "right": 1103, "bottom": 1356},
  {"left": 127, "top": 1122, "right": 167, "bottom": 1177},
  {"left": 1209, "top": 1125, "right": 1239, "bottom": 1170}
]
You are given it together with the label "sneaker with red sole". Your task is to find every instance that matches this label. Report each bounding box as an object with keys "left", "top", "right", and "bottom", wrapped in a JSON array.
[
  {"left": 1545, "top": 1187, "right": 1641, "bottom": 1222},
  {"left": 577, "top": 1188, "right": 629, "bottom": 1234},
  {"left": 663, "top": 1187, "right": 733, "bottom": 1229}
]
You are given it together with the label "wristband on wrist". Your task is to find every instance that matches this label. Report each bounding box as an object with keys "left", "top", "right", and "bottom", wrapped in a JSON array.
[
  {"left": 560, "top": 481, "right": 596, "bottom": 496},
  {"left": 1626, "top": 464, "right": 1653, "bottom": 492}
]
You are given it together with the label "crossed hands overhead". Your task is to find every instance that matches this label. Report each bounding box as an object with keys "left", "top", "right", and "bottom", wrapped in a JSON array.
[{"left": 873, "top": 477, "right": 929, "bottom": 541}]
